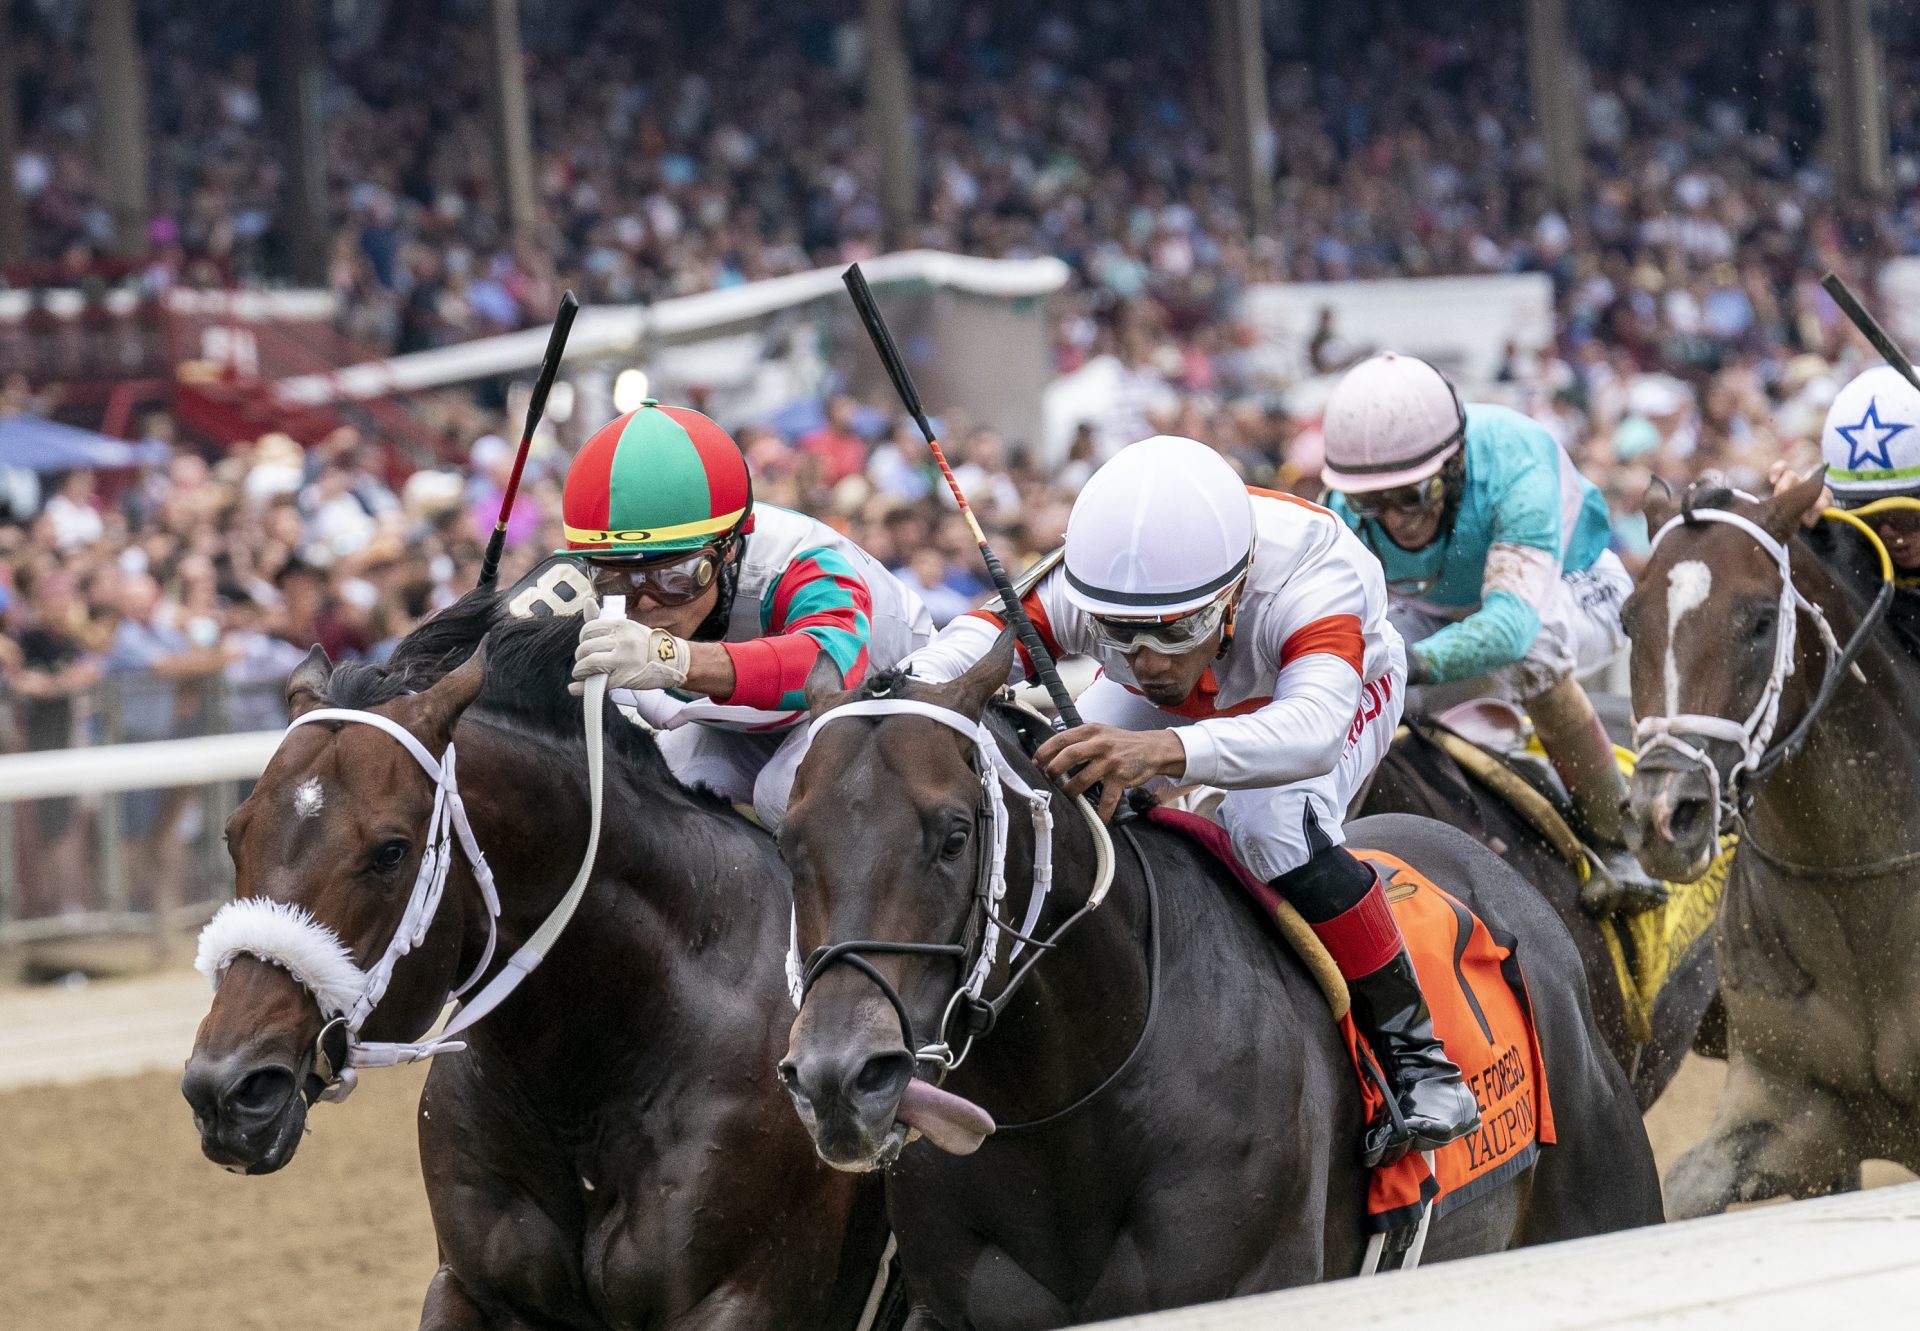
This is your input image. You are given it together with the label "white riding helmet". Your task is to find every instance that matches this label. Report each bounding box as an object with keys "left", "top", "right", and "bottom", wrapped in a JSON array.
[
  {"left": 1320, "top": 352, "right": 1467, "bottom": 492},
  {"left": 1063, "top": 436, "right": 1253, "bottom": 618},
  {"left": 1820, "top": 364, "right": 1920, "bottom": 501}
]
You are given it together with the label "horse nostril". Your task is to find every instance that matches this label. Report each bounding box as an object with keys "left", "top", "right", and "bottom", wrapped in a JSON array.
[
  {"left": 1668, "top": 797, "right": 1706, "bottom": 844},
  {"left": 778, "top": 1060, "right": 801, "bottom": 1091},
  {"left": 228, "top": 1066, "right": 297, "bottom": 1119},
  {"left": 854, "top": 1051, "right": 913, "bottom": 1101}
]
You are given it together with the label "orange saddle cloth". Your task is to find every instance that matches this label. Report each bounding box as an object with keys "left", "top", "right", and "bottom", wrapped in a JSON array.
[{"left": 1144, "top": 809, "right": 1555, "bottom": 1232}]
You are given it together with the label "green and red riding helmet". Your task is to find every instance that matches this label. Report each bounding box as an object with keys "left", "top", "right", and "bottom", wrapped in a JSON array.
[
  {"left": 560, "top": 400, "right": 755, "bottom": 638},
  {"left": 560, "top": 400, "right": 754, "bottom": 559}
]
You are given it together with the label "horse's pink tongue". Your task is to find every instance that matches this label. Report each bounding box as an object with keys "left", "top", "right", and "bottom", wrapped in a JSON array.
[{"left": 896, "top": 1078, "right": 996, "bottom": 1155}]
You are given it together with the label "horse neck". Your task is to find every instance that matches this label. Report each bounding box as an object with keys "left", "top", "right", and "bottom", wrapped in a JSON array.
[
  {"left": 445, "top": 715, "right": 784, "bottom": 1081},
  {"left": 1752, "top": 544, "right": 1920, "bottom": 866},
  {"left": 943, "top": 726, "right": 1152, "bottom": 1124}
]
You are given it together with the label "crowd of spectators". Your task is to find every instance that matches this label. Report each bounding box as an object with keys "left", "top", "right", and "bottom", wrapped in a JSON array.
[{"left": 8, "top": 0, "right": 1920, "bottom": 747}]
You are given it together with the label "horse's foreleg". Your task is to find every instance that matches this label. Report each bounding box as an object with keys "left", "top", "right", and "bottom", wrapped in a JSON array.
[
  {"left": 418, "top": 1267, "right": 531, "bottom": 1331},
  {"left": 1664, "top": 1059, "right": 1860, "bottom": 1219}
]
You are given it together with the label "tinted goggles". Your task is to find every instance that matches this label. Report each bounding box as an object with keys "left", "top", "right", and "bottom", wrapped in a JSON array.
[
  {"left": 1342, "top": 472, "right": 1448, "bottom": 521},
  {"left": 1089, "top": 596, "right": 1232, "bottom": 656},
  {"left": 587, "top": 547, "right": 721, "bottom": 606}
]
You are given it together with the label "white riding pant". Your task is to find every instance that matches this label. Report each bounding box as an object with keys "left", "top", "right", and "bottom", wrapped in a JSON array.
[
  {"left": 652, "top": 722, "right": 812, "bottom": 830},
  {"left": 1391, "top": 549, "right": 1631, "bottom": 708},
  {"left": 1077, "top": 667, "right": 1405, "bottom": 882}
]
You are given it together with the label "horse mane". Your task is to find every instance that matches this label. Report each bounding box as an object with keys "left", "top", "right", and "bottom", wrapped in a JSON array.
[{"left": 322, "top": 587, "right": 695, "bottom": 794}]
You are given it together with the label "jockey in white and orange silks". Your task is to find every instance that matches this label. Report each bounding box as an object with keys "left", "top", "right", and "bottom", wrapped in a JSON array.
[{"left": 907, "top": 435, "right": 1480, "bottom": 1165}]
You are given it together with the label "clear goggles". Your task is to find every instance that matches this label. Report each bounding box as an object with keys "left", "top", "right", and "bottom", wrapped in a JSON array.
[
  {"left": 586, "top": 546, "right": 721, "bottom": 607},
  {"left": 1340, "top": 471, "right": 1449, "bottom": 521},
  {"left": 1089, "top": 594, "right": 1233, "bottom": 656}
]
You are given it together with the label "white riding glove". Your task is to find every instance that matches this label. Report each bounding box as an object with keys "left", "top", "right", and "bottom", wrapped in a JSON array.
[{"left": 570, "top": 617, "right": 692, "bottom": 695}]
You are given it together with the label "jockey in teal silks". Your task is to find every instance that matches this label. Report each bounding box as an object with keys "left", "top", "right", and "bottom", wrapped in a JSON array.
[{"left": 1320, "top": 353, "right": 1662, "bottom": 916}]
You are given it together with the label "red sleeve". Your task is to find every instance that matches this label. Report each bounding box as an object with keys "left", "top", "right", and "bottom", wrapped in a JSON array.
[{"left": 717, "top": 548, "right": 875, "bottom": 711}]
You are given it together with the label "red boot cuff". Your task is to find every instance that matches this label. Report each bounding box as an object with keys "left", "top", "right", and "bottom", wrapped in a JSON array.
[{"left": 1307, "top": 876, "right": 1403, "bottom": 980}]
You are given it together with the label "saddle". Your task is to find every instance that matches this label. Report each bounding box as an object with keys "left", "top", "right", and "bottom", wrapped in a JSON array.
[
  {"left": 1145, "top": 806, "right": 1557, "bottom": 1253},
  {"left": 1398, "top": 700, "right": 1734, "bottom": 1046}
]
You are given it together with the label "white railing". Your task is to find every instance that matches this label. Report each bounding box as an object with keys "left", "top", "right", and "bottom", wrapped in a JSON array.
[
  {"left": 0, "top": 730, "right": 280, "bottom": 952},
  {"left": 1089, "top": 1183, "right": 1920, "bottom": 1328}
]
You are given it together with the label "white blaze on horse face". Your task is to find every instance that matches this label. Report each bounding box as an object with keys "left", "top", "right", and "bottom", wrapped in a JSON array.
[
  {"left": 1664, "top": 560, "right": 1713, "bottom": 714},
  {"left": 293, "top": 777, "right": 325, "bottom": 820}
]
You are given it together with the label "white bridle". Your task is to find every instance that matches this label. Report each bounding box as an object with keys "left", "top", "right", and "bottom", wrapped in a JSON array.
[
  {"left": 786, "top": 695, "right": 1113, "bottom": 1072},
  {"left": 195, "top": 646, "right": 610, "bottom": 1102},
  {"left": 1632, "top": 507, "right": 1840, "bottom": 826}
]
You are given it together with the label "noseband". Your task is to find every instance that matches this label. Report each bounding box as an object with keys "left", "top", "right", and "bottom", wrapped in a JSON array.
[
  {"left": 195, "top": 667, "right": 610, "bottom": 1103},
  {"left": 789, "top": 696, "right": 1113, "bottom": 1074},
  {"left": 1633, "top": 500, "right": 1888, "bottom": 829}
]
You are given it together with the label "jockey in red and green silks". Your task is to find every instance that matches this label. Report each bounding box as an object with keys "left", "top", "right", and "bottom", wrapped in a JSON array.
[{"left": 563, "top": 400, "right": 933, "bottom": 827}]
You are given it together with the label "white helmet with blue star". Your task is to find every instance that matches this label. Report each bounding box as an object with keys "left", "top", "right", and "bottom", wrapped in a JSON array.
[{"left": 1821, "top": 364, "right": 1920, "bottom": 501}]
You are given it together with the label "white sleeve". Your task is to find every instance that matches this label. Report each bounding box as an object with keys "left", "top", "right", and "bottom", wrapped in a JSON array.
[
  {"left": 1175, "top": 653, "right": 1361, "bottom": 788},
  {"left": 903, "top": 612, "right": 1016, "bottom": 685}
]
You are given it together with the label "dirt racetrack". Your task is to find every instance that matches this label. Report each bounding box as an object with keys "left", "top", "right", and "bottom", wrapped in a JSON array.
[{"left": 0, "top": 1007, "right": 1910, "bottom": 1330}]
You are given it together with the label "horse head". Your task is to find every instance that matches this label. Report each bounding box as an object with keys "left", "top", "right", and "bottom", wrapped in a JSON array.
[
  {"left": 778, "top": 634, "right": 1017, "bottom": 1172},
  {"left": 1623, "top": 471, "right": 1829, "bottom": 880},
  {"left": 181, "top": 643, "right": 487, "bottom": 1174}
]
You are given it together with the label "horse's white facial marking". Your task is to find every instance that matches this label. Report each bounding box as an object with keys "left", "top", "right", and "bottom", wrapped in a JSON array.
[
  {"left": 1665, "top": 560, "right": 1712, "bottom": 714},
  {"left": 293, "top": 777, "right": 325, "bottom": 820}
]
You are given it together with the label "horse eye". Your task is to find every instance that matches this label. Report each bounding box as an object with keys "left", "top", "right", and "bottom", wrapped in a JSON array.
[
  {"left": 1748, "top": 609, "right": 1777, "bottom": 639},
  {"left": 940, "top": 827, "right": 970, "bottom": 860},
  {"left": 371, "top": 840, "right": 411, "bottom": 875}
]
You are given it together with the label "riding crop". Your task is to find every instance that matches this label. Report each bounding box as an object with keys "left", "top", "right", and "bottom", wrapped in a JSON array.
[
  {"left": 478, "top": 289, "right": 581, "bottom": 589},
  {"left": 840, "top": 263, "right": 1085, "bottom": 729},
  {"left": 1820, "top": 272, "right": 1920, "bottom": 396}
]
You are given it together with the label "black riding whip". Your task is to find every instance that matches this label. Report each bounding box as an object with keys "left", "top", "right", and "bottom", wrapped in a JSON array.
[
  {"left": 1820, "top": 272, "right": 1920, "bottom": 393},
  {"left": 841, "top": 264, "right": 1084, "bottom": 728},
  {"left": 478, "top": 289, "right": 580, "bottom": 590}
]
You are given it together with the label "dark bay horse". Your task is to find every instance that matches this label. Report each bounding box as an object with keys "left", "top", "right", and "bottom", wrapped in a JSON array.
[
  {"left": 1625, "top": 474, "right": 1920, "bottom": 1216},
  {"left": 1360, "top": 717, "right": 1721, "bottom": 1106},
  {"left": 181, "top": 594, "right": 894, "bottom": 1330},
  {"left": 778, "top": 640, "right": 1661, "bottom": 1328}
]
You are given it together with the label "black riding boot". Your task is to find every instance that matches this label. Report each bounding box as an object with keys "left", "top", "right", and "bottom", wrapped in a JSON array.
[
  {"left": 1346, "top": 945, "right": 1484, "bottom": 1167},
  {"left": 1269, "top": 838, "right": 1481, "bottom": 1167}
]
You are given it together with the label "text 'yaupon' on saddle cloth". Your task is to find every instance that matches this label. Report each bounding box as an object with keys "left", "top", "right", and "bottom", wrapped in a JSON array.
[
  {"left": 1143, "top": 811, "right": 1557, "bottom": 1232},
  {"left": 1345, "top": 851, "right": 1557, "bottom": 1231}
]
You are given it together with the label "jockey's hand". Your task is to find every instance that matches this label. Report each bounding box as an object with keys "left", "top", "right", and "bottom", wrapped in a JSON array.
[
  {"left": 1767, "top": 460, "right": 1830, "bottom": 528},
  {"left": 570, "top": 616, "right": 691, "bottom": 695},
  {"left": 1035, "top": 724, "right": 1186, "bottom": 817}
]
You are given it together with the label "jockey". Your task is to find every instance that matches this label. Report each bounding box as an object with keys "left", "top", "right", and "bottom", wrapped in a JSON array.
[
  {"left": 907, "top": 435, "right": 1481, "bottom": 1165},
  {"left": 1768, "top": 364, "right": 1920, "bottom": 659},
  {"left": 564, "top": 401, "right": 933, "bottom": 828},
  {"left": 1319, "top": 352, "right": 1660, "bottom": 916}
]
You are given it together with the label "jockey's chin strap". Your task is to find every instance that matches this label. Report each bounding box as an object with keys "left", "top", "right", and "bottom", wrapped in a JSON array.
[
  {"left": 195, "top": 628, "right": 612, "bottom": 1105},
  {"left": 789, "top": 695, "right": 1113, "bottom": 1075},
  {"left": 1633, "top": 504, "right": 1882, "bottom": 829}
]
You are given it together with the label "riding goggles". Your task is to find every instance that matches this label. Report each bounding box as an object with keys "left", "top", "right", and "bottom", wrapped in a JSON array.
[
  {"left": 586, "top": 546, "right": 721, "bottom": 606},
  {"left": 1341, "top": 472, "right": 1448, "bottom": 521},
  {"left": 1090, "top": 595, "right": 1232, "bottom": 655}
]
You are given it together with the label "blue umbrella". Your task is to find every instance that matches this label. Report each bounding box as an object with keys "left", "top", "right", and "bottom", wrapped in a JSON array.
[{"left": 0, "top": 413, "right": 170, "bottom": 472}]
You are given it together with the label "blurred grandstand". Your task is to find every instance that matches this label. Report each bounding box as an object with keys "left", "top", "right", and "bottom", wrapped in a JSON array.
[{"left": 0, "top": 0, "right": 1916, "bottom": 964}]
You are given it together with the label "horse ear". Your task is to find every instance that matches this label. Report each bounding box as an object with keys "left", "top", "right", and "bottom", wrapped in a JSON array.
[
  {"left": 286, "top": 645, "right": 333, "bottom": 719},
  {"left": 1758, "top": 465, "right": 1830, "bottom": 542},
  {"left": 803, "top": 649, "right": 852, "bottom": 721},
  {"left": 1641, "top": 477, "right": 1677, "bottom": 535},
  {"left": 396, "top": 644, "right": 488, "bottom": 747},
  {"left": 936, "top": 629, "right": 1017, "bottom": 720}
]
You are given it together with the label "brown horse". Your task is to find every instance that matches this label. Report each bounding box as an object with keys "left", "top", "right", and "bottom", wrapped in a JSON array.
[
  {"left": 181, "top": 595, "right": 896, "bottom": 1329},
  {"left": 1625, "top": 474, "right": 1920, "bottom": 1216},
  {"left": 778, "top": 640, "right": 1661, "bottom": 1329}
]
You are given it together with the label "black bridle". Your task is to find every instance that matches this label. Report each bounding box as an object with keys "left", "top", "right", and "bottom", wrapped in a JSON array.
[{"left": 796, "top": 696, "right": 1127, "bottom": 1090}]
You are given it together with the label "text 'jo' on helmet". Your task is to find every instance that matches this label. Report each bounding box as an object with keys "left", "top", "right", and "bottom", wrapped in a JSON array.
[
  {"left": 1063, "top": 436, "right": 1253, "bottom": 618},
  {"left": 1820, "top": 364, "right": 1920, "bottom": 502},
  {"left": 1320, "top": 352, "right": 1467, "bottom": 493},
  {"left": 560, "top": 400, "right": 753, "bottom": 557}
]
